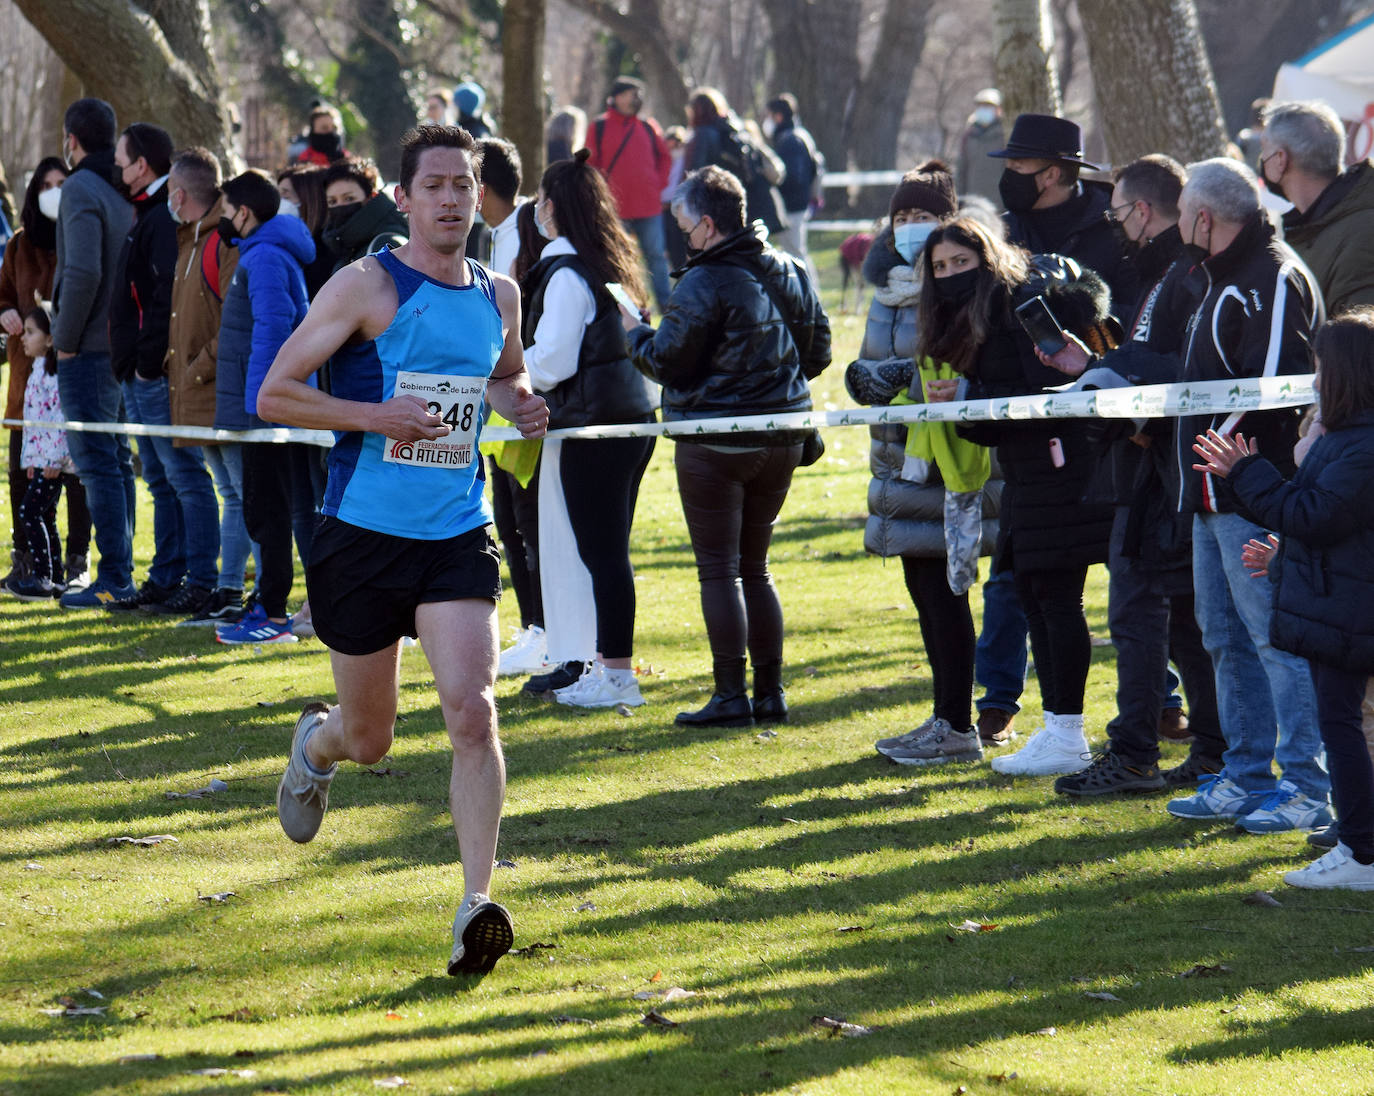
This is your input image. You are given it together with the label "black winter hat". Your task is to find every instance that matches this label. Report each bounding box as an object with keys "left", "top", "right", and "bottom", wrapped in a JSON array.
[{"left": 988, "top": 113, "right": 1099, "bottom": 169}]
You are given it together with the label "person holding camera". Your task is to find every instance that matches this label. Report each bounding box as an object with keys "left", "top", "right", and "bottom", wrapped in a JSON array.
[{"left": 919, "top": 215, "right": 1115, "bottom": 776}]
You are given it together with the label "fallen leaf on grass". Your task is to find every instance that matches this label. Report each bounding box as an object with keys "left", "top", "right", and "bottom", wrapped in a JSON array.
[
  {"left": 495, "top": 859, "right": 517, "bottom": 869},
  {"left": 641, "top": 1010, "right": 679, "bottom": 1028},
  {"left": 165, "top": 779, "right": 229, "bottom": 800},
  {"left": 362, "top": 768, "right": 409, "bottom": 778},
  {"left": 185, "top": 1068, "right": 256, "bottom": 1078},
  {"left": 255, "top": 700, "right": 278, "bottom": 708},
  {"left": 198, "top": 892, "right": 236, "bottom": 903},
  {"left": 39, "top": 1006, "right": 106, "bottom": 1017},
  {"left": 951, "top": 920, "right": 998, "bottom": 933},
  {"left": 811, "top": 1015, "right": 873, "bottom": 1037},
  {"left": 1180, "top": 963, "right": 1232, "bottom": 978},
  {"left": 553, "top": 1015, "right": 594, "bottom": 1025},
  {"left": 82, "top": 988, "right": 104, "bottom": 999},
  {"left": 838, "top": 925, "right": 867, "bottom": 934},
  {"left": 117, "top": 1054, "right": 161, "bottom": 1063},
  {"left": 1032, "top": 1026, "right": 1057, "bottom": 1036},
  {"left": 210, "top": 1008, "right": 254, "bottom": 1022},
  {"left": 575, "top": 902, "right": 596, "bottom": 912},
  {"left": 1345, "top": 945, "right": 1374, "bottom": 953},
  {"left": 1243, "top": 890, "right": 1282, "bottom": 908},
  {"left": 803, "top": 666, "right": 819, "bottom": 677},
  {"left": 649, "top": 970, "right": 663, "bottom": 983},
  {"left": 633, "top": 990, "right": 658, "bottom": 1000},
  {"left": 662, "top": 986, "right": 696, "bottom": 1002},
  {"left": 988, "top": 1073, "right": 1019, "bottom": 1085},
  {"left": 511, "top": 942, "right": 557, "bottom": 957},
  {"left": 106, "top": 835, "right": 178, "bottom": 847},
  {"left": 24, "top": 862, "right": 42, "bottom": 871},
  {"left": 374, "top": 1078, "right": 409, "bottom": 1089},
  {"left": 1083, "top": 991, "right": 1122, "bottom": 1002},
  {"left": 385, "top": 1011, "right": 404, "bottom": 1020},
  {"left": 756, "top": 730, "right": 778, "bottom": 740},
  {"left": 614, "top": 703, "right": 635, "bottom": 717}
]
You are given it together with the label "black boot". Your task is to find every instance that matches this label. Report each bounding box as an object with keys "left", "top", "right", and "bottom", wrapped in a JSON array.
[
  {"left": 676, "top": 657, "right": 753, "bottom": 727},
  {"left": 753, "top": 661, "right": 788, "bottom": 724}
]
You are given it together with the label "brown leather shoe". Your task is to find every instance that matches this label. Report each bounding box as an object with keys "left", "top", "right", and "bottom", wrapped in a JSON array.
[
  {"left": 1159, "top": 708, "right": 1192, "bottom": 741},
  {"left": 977, "top": 708, "right": 1015, "bottom": 746}
]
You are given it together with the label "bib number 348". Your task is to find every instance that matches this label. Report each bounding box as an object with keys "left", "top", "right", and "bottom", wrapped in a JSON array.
[{"left": 383, "top": 371, "right": 487, "bottom": 468}]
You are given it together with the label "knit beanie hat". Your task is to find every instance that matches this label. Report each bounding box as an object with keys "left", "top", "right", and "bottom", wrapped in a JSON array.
[{"left": 889, "top": 160, "right": 957, "bottom": 219}]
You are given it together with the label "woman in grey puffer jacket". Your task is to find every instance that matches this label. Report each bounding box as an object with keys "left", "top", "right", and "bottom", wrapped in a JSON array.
[{"left": 843, "top": 163, "right": 1001, "bottom": 764}]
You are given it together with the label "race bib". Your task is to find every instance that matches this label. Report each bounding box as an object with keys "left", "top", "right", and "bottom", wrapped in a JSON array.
[{"left": 383, "top": 371, "right": 487, "bottom": 468}]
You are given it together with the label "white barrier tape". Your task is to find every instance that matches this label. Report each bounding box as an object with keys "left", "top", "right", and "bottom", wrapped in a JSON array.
[{"left": 2, "top": 376, "right": 1314, "bottom": 446}]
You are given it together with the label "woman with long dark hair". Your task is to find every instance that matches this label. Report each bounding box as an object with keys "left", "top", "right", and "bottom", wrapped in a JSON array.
[
  {"left": 0, "top": 156, "right": 91, "bottom": 590},
  {"left": 520, "top": 149, "right": 658, "bottom": 708},
  {"left": 918, "top": 215, "right": 1115, "bottom": 776}
]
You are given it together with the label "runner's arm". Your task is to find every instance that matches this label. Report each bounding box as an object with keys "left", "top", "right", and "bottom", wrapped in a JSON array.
[
  {"left": 486, "top": 274, "right": 548, "bottom": 439},
  {"left": 257, "top": 266, "right": 448, "bottom": 442}
]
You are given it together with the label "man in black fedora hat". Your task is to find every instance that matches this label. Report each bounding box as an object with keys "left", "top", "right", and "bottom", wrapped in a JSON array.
[{"left": 990, "top": 113, "right": 1137, "bottom": 308}]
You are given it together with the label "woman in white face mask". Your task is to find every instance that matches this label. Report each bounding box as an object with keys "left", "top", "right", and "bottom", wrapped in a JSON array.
[
  {"left": 1, "top": 156, "right": 90, "bottom": 591},
  {"left": 843, "top": 160, "right": 1002, "bottom": 766}
]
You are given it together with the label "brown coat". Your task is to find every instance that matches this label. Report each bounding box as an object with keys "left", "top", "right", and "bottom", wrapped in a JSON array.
[
  {"left": 1, "top": 230, "right": 58, "bottom": 427},
  {"left": 166, "top": 195, "right": 238, "bottom": 445}
]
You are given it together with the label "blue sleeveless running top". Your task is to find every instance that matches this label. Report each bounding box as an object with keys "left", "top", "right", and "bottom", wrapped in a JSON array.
[{"left": 322, "top": 248, "right": 504, "bottom": 539}]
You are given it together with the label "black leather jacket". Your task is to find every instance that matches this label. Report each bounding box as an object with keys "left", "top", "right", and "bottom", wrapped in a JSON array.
[{"left": 627, "top": 225, "right": 830, "bottom": 444}]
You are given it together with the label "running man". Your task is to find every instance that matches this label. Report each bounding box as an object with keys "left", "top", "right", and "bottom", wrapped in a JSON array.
[{"left": 257, "top": 125, "right": 548, "bottom": 976}]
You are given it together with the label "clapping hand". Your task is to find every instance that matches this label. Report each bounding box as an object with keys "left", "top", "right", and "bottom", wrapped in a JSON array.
[
  {"left": 1241, "top": 534, "right": 1279, "bottom": 578},
  {"left": 1192, "top": 429, "right": 1257, "bottom": 478}
]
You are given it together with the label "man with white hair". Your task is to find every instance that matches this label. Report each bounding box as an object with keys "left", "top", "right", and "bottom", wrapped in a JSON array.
[
  {"left": 1166, "top": 158, "right": 1331, "bottom": 833},
  {"left": 1261, "top": 100, "right": 1374, "bottom": 315}
]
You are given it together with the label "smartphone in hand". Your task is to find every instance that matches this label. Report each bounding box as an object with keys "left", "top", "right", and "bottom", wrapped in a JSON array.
[
  {"left": 605, "top": 282, "right": 642, "bottom": 321},
  {"left": 1015, "top": 295, "right": 1070, "bottom": 357}
]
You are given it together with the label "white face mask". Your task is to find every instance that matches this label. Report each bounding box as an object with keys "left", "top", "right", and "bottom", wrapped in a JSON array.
[
  {"left": 973, "top": 105, "right": 998, "bottom": 127},
  {"left": 535, "top": 201, "right": 555, "bottom": 241},
  {"left": 761, "top": 118, "right": 777, "bottom": 140},
  {"left": 278, "top": 198, "right": 301, "bottom": 219},
  {"left": 893, "top": 221, "right": 936, "bottom": 264},
  {"left": 38, "top": 186, "right": 62, "bottom": 222}
]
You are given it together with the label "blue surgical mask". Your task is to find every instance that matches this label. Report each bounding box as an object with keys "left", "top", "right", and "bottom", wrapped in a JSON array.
[{"left": 893, "top": 222, "right": 936, "bottom": 264}]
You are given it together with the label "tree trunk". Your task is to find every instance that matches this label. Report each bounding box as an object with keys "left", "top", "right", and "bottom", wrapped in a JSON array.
[
  {"left": 561, "top": 0, "right": 689, "bottom": 125},
  {"left": 503, "top": 0, "right": 547, "bottom": 189},
  {"left": 846, "top": 0, "right": 936, "bottom": 171},
  {"left": 338, "top": 0, "right": 417, "bottom": 179},
  {"left": 0, "top": 5, "right": 65, "bottom": 188},
  {"left": 993, "top": 0, "right": 1062, "bottom": 122},
  {"left": 10, "top": 0, "right": 233, "bottom": 168},
  {"left": 758, "top": 0, "right": 861, "bottom": 170},
  {"left": 1077, "top": 0, "right": 1227, "bottom": 165}
]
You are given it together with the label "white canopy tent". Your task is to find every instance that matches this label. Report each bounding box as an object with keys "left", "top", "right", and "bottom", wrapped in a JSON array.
[{"left": 1272, "top": 13, "right": 1374, "bottom": 163}]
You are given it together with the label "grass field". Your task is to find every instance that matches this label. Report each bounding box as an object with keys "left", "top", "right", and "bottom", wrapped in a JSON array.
[{"left": 1, "top": 240, "right": 1371, "bottom": 1095}]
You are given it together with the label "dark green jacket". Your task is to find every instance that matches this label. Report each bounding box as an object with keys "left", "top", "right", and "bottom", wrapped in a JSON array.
[{"left": 324, "top": 192, "right": 408, "bottom": 273}]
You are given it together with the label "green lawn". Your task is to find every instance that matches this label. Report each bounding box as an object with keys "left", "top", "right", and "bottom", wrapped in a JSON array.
[{"left": 1, "top": 243, "right": 1371, "bottom": 1095}]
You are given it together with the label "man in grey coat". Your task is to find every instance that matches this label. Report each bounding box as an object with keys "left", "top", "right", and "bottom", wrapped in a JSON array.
[{"left": 52, "top": 98, "right": 138, "bottom": 608}]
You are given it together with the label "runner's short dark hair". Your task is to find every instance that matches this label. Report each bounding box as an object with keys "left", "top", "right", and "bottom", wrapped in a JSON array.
[{"left": 398, "top": 126, "right": 483, "bottom": 191}]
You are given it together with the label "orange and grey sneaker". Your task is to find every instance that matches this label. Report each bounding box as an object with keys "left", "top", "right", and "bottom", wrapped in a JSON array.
[{"left": 448, "top": 893, "right": 514, "bottom": 975}]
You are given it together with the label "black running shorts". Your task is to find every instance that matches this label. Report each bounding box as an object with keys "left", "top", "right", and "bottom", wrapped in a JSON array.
[{"left": 306, "top": 515, "right": 502, "bottom": 656}]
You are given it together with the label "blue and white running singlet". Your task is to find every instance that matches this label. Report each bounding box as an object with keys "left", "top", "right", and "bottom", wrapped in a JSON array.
[{"left": 322, "top": 248, "right": 504, "bottom": 539}]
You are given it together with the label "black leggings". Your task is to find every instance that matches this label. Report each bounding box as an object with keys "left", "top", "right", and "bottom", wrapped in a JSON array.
[
  {"left": 488, "top": 458, "right": 542, "bottom": 629},
  {"left": 8, "top": 430, "right": 89, "bottom": 559},
  {"left": 18, "top": 473, "right": 63, "bottom": 583},
  {"left": 675, "top": 442, "right": 802, "bottom": 668},
  {"left": 903, "top": 556, "right": 975, "bottom": 730},
  {"left": 1015, "top": 565, "right": 1091, "bottom": 715},
  {"left": 243, "top": 441, "right": 315, "bottom": 618},
  {"left": 558, "top": 434, "right": 655, "bottom": 660}
]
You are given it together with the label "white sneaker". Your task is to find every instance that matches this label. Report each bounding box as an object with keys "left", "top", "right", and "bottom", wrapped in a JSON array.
[
  {"left": 1284, "top": 843, "right": 1374, "bottom": 890},
  {"left": 498, "top": 625, "right": 551, "bottom": 676},
  {"left": 989, "top": 726, "right": 1089, "bottom": 776},
  {"left": 554, "top": 663, "right": 645, "bottom": 708}
]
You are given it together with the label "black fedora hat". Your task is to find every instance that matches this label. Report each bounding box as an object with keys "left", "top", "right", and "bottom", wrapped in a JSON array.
[{"left": 988, "top": 113, "right": 1100, "bottom": 169}]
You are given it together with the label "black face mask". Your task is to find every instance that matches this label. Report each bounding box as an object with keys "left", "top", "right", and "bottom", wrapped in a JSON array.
[
  {"left": 1258, "top": 154, "right": 1288, "bottom": 203},
  {"left": 216, "top": 215, "right": 240, "bottom": 245},
  {"left": 1105, "top": 214, "right": 1137, "bottom": 254},
  {"left": 998, "top": 166, "right": 1044, "bottom": 213},
  {"left": 326, "top": 201, "right": 362, "bottom": 231},
  {"left": 309, "top": 131, "right": 343, "bottom": 157},
  {"left": 933, "top": 268, "right": 979, "bottom": 304}
]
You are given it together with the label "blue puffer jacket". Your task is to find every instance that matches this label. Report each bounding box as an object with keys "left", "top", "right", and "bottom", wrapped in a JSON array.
[
  {"left": 215, "top": 214, "right": 315, "bottom": 430},
  {"left": 1228, "top": 411, "right": 1374, "bottom": 674}
]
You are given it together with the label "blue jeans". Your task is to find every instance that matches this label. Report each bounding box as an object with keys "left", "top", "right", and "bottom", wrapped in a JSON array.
[
  {"left": 57, "top": 353, "right": 135, "bottom": 588},
  {"left": 623, "top": 215, "right": 671, "bottom": 312},
  {"left": 975, "top": 562, "right": 1028, "bottom": 714},
  {"left": 1192, "top": 511, "right": 1328, "bottom": 799},
  {"left": 123, "top": 377, "right": 220, "bottom": 589},
  {"left": 203, "top": 442, "right": 255, "bottom": 591}
]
